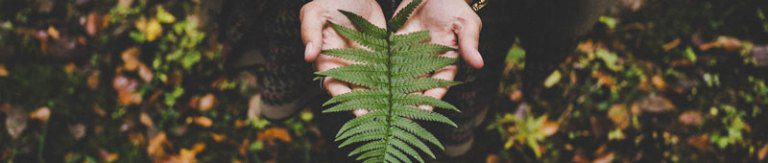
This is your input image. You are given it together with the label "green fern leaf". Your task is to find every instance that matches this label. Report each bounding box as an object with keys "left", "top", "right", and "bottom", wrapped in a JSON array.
[{"left": 317, "top": 0, "right": 459, "bottom": 162}]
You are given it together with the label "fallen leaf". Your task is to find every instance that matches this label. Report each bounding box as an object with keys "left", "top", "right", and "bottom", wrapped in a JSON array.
[
  {"left": 678, "top": 110, "right": 703, "bottom": 126},
  {"left": 29, "top": 107, "right": 51, "bottom": 122},
  {"left": 121, "top": 47, "right": 141, "bottom": 71},
  {"left": 486, "top": 154, "right": 500, "bottom": 163},
  {"left": 593, "top": 152, "right": 615, "bottom": 163},
  {"left": 759, "top": 144, "right": 768, "bottom": 161},
  {"left": 47, "top": 26, "right": 60, "bottom": 39},
  {"left": 87, "top": 71, "right": 100, "bottom": 90},
  {"left": 68, "top": 123, "right": 86, "bottom": 140},
  {"left": 608, "top": 104, "right": 630, "bottom": 129},
  {"left": 147, "top": 132, "right": 170, "bottom": 157},
  {"left": 593, "top": 71, "right": 616, "bottom": 88},
  {"left": 509, "top": 89, "right": 523, "bottom": 102},
  {"left": 212, "top": 133, "right": 227, "bottom": 142},
  {"left": 145, "top": 18, "right": 162, "bottom": 42},
  {"left": 257, "top": 127, "right": 292, "bottom": 143},
  {"left": 189, "top": 116, "right": 213, "bottom": 128},
  {"left": 198, "top": 93, "right": 216, "bottom": 111},
  {"left": 541, "top": 120, "right": 560, "bottom": 136},
  {"left": 662, "top": 38, "right": 681, "bottom": 51},
  {"left": 651, "top": 75, "right": 666, "bottom": 90},
  {"left": 687, "top": 134, "right": 711, "bottom": 151},
  {"left": 5, "top": 106, "right": 27, "bottom": 139},
  {"left": 636, "top": 94, "right": 676, "bottom": 113},
  {"left": 86, "top": 12, "right": 103, "bottom": 36},
  {"left": 129, "top": 132, "right": 145, "bottom": 146},
  {"left": 578, "top": 40, "right": 596, "bottom": 54},
  {"left": 64, "top": 62, "right": 76, "bottom": 74},
  {"left": 544, "top": 70, "right": 562, "bottom": 88},
  {"left": 138, "top": 64, "right": 153, "bottom": 82},
  {"left": 0, "top": 64, "right": 8, "bottom": 77},
  {"left": 140, "top": 112, "right": 154, "bottom": 128}
]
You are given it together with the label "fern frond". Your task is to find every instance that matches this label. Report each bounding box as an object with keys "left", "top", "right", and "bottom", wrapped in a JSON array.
[{"left": 317, "top": 0, "right": 460, "bottom": 162}]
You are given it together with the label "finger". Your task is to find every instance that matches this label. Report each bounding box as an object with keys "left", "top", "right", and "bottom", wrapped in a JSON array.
[
  {"left": 323, "top": 77, "right": 352, "bottom": 97},
  {"left": 423, "top": 65, "right": 458, "bottom": 108},
  {"left": 300, "top": 4, "right": 326, "bottom": 62},
  {"left": 455, "top": 15, "right": 484, "bottom": 69}
]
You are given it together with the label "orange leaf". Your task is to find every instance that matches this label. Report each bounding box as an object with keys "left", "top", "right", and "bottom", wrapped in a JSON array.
[
  {"left": 147, "top": 132, "right": 169, "bottom": 157},
  {"left": 257, "top": 127, "right": 292, "bottom": 143},
  {"left": 29, "top": 107, "right": 51, "bottom": 122},
  {"left": 759, "top": 144, "right": 768, "bottom": 161},
  {"left": 0, "top": 64, "right": 8, "bottom": 77}
]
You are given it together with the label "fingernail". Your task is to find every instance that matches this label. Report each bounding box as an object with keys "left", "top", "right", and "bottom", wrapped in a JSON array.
[{"left": 305, "top": 42, "right": 314, "bottom": 56}]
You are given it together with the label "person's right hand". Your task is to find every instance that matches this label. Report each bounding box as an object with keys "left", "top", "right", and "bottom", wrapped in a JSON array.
[{"left": 301, "top": 0, "right": 386, "bottom": 116}]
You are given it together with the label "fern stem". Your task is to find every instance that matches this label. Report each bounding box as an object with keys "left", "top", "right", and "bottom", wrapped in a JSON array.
[{"left": 382, "top": 30, "right": 396, "bottom": 162}]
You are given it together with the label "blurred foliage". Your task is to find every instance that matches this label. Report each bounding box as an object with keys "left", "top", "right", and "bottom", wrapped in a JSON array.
[{"left": 0, "top": 0, "right": 767, "bottom": 162}]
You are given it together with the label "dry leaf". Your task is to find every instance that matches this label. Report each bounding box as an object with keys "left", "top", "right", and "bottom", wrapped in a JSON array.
[
  {"left": 608, "top": 104, "right": 630, "bottom": 129},
  {"left": 636, "top": 94, "right": 676, "bottom": 113},
  {"left": 651, "top": 75, "right": 666, "bottom": 90},
  {"left": 687, "top": 134, "right": 711, "bottom": 151},
  {"left": 0, "top": 64, "right": 8, "bottom": 77},
  {"left": 509, "top": 89, "right": 523, "bottom": 102},
  {"left": 5, "top": 106, "right": 27, "bottom": 139},
  {"left": 140, "top": 112, "right": 154, "bottom": 128},
  {"left": 29, "top": 107, "right": 51, "bottom": 122},
  {"left": 678, "top": 111, "right": 703, "bottom": 126},
  {"left": 198, "top": 94, "right": 216, "bottom": 111},
  {"left": 47, "top": 26, "right": 60, "bottom": 40},
  {"left": 662, "top": 38, "right": 681, "bottom": 51},
  {"left": 541, "top": 120, "right": 560, "bottom": 136},
  {"left": 68, "top": 123, "right": 86, "bottom": 140},
  {"left": 593, "top": 152, "right": 615, "bottom": 163},
  {"left": 64, "top": 62, "right": 76, "bottom": 74},
  {"left": 485, "top": 154, "right": 500, "bottom": 163},
  {"left": 212, "top": 133, "right": 227, "bottom": 142},
  {"left": 593, "top": 71, "right": 616, "bottom": 88},
  {"left": 578, "top": 40, "right": 596, "bottom": 54},
  {"left": 758, "top": 144, "right": 768, "bottom": 161},
  {"left": 190, "top": 116, "right": 213, "bottom": 128},
  {"left": 129, "top": 132, "right": 145, "bottom": 146},
  {"left": 138, "top": 64, "right": 153, "bottom": 82},
  {"left": 87, "top": 71, "right": 100, "bottom": 90},
  {"left": 86, "top": 12, "right": 102, "bottom": 36},
  {"left": 257, "top": 127, "right": 292, "bottom": 143},
  {"left": 121, "top": 47, "right": 141, "bottom": 71},
  {"left": 147, "top": 132, "right": 170, "bottom": 157}
]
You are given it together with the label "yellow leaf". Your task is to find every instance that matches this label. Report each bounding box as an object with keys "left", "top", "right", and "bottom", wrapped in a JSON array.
[
  {"left": 47, "top": 26, "right": 60, "bottom": 40},
  {"left": 156, "top": 6, "right": 176, "bottom": 23},
  {"left": 145, "top": 18, "right": 162, "bottom": 42},
  {"left": 543, "top": 70, "right": 562, "bottom": 88}
]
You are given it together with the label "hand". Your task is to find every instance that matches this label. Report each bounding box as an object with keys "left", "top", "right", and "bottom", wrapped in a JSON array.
[
  {"left": 300, "top": 0, "right": 387, "bottom": 110},
  {"left": 395, "top": 0, "right": 483, "bottom": 111}
]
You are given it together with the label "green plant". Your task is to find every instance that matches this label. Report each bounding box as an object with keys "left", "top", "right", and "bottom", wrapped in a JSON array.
[{"left": 315, "top": 0, "right": 460, "bottom": 162}]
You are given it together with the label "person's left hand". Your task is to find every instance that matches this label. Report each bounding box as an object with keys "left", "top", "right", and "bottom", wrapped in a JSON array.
[{"left": 394, "top": 0, "right": 482, "bottom": 111}]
